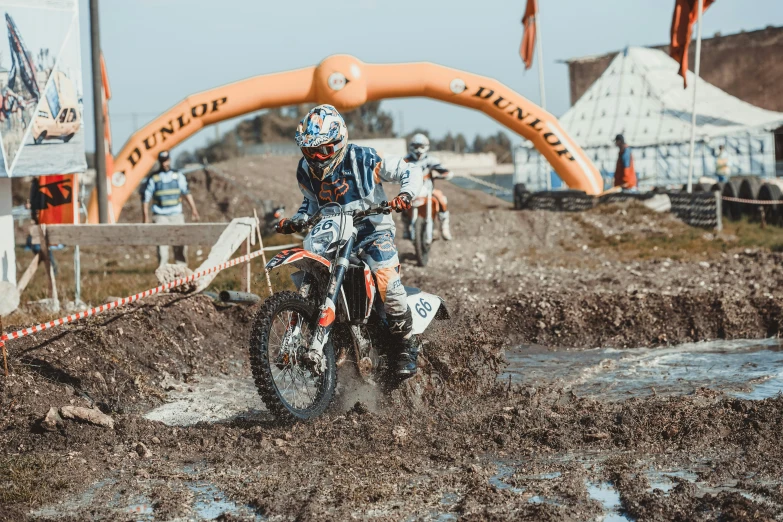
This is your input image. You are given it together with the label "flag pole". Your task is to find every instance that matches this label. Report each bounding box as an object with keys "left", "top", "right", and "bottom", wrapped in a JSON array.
[
  {"left": 535, "top": 5, "right": 546, "bottom": 111},
  {"left": 686, "top": 0, "right": 704, "bottom": 194},
  {"left": 534, "top": 2, "right": 550, "bottom": 190}
]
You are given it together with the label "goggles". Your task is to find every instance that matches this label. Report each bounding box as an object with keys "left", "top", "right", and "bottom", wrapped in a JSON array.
[{"left": 302, "top": 144, "right": 337, "bottom": 161}]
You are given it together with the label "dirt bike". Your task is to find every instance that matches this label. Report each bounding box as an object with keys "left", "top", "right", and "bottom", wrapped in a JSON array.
[
  {"left": 249, "top": 201, "right": 449, "bottom": 422},
  {"left": 407, "top": 177, "right": 441, "bottom": 267}
]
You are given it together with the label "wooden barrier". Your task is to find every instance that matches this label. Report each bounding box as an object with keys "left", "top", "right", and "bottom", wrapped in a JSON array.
[
  {"left": 21, "top": 218, "right": 259, "bottom": 303},
  {"left": 29, "top": 223, "right": 232, "bottom": 246}
]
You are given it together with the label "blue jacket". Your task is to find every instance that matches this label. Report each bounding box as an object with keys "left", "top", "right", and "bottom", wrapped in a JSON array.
[{"left": 294, "top": 144, "right": 422, "bottom": 234}]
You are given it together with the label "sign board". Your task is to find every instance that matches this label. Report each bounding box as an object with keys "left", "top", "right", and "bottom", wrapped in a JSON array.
[
  {"left": 0, "top": 0, "right": 86, "bottom": 178},
  {"left": 31, "top": 173, "right": 79, "bottom": 225}
]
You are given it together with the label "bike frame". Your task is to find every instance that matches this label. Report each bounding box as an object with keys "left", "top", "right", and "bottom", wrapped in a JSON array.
[{"left": 308, "top": 227, "right": 356, "bottom": 365}]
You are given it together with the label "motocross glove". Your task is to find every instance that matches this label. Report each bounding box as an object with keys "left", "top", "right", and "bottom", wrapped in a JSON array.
[
  {"left": 390, "top": 193, "right": 413, "bottom": 213},
  {"left": 275, "top": 217, "right": 306, "bottom": 234}
]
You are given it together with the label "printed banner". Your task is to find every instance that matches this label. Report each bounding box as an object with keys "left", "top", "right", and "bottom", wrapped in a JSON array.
[
  {"left": 32, "top": 173, "right": 78, "bottom": 224},
  {"left": 0, "top": 0, "right": 86, "bottom": 178}
]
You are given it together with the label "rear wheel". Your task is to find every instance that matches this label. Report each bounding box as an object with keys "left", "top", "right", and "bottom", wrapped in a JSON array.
[
  {"left": 414, "top": 218, "right": 431, "bottom": 267},
  {"left": 34, "top": 132, "right": 46, "bottom": 145},
  {"left": 62, "top": 133, "right": 75, "bottom": 143},
  {"left": 249, "top": 291, "right": 337, "bottom": 422}
]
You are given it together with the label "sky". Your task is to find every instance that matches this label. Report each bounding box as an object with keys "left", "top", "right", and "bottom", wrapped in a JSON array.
[{"left": 76, "top": 0, "right": 783, "bottom": 157}]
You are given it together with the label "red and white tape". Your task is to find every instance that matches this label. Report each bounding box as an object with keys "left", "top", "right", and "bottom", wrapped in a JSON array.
[
  {"left": 0, "top": 246, "right": 292, "bottom": 348},
  {"left": 721, "top": 196, "right": 780, "bottom": 205}
]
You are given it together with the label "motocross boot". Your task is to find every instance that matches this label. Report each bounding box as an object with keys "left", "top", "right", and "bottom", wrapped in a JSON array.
[
  {"left": 387, "top": 308, "right": 419, "bottom": 377},
  {"left": 439, "top": 211, "right": 453, "bottom": 241}
]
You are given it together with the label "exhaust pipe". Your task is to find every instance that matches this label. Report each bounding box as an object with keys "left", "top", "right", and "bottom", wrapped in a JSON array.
[{"left": 219, "top": 290, "right": 261, "bottom": 304}]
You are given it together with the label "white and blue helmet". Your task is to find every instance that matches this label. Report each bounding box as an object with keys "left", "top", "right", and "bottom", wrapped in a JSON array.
[
  {"left": 295, "top": 104, "right": 348, "bottom": 179},
  {"left": 408, "top": 133, "right": 430, "bottom": 161}
]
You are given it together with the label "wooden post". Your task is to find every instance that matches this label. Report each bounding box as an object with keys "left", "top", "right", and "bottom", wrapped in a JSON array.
[
  {"left": 241, "top": 236, "right": 251, "bottom": 293},
  {"left": 714, "top": 190, "right": 723, "bottom": 232},
  {"left": 16, "top": 253, "right": 40, "bottom": 294},
  {"left": 253, "top": 209, "right": 274, "bottom": 297},
  {"left": 74, "top": 245, "right": 81, "bottom": 303},
  {"left": 39, "top": 225, "right": 59, "bottom": 307}
]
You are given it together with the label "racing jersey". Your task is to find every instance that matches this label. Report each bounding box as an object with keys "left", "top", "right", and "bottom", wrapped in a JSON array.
[
  {"left": 294, "top": 144, "right": 422, "bottom": 235},
  {"left": 403, "top": 153, "right": 453, "bottom": 196}
]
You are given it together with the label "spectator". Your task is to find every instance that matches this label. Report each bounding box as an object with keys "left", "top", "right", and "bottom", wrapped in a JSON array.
[
  {"left": 142, "top": 150, "right": 200, "bottom": 267},
  {"left": 614, "top": 134, "right": 637, "bottom": 191},
  {"left": 715, "top": 144, "right": 732, "bottom": 182}
]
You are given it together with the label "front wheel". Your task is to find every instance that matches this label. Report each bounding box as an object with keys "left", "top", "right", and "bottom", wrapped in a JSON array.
[
  {"left": 249, "top": 291, "right": 337, "bottom": 422},
  {"left": 414, "top": 217, "right": 431, "bottom": 267}
]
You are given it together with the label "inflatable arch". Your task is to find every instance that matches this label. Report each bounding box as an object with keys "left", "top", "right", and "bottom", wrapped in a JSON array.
[{"left": 88, "top": 55, "right": 602, "bottom": 222}]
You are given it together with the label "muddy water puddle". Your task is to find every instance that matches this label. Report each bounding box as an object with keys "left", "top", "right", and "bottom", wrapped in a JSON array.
[
  {"left": 488, "top": 455, "right": 781, "bottom": 521},
  {"left": 503, "top": 338, "right": 783, "bottom": 400},
  {"left": 31, "top": 465, "right": 265, "bottom": 521}
]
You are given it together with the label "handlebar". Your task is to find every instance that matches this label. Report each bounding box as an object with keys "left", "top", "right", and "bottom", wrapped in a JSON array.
[{"left": 295, "top": 201, "right": 392, "bottom": 231}]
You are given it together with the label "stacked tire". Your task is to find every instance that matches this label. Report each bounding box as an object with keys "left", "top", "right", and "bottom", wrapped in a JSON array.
[
  {"left": 758, "top": 182, "right": 782, "bottom": 226},
  {"left": 738, "top": 177, "right": 763, "bottom": 221},
  {"left": 719, "top": 176, "right": 783, "bottom": 224},
  {"left": 721, "top": 178, "right": 744, "bottom": 221}
]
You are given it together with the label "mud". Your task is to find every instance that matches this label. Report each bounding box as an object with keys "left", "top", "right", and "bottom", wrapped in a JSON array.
[{"left": 3, "top": 156, "right": 783, "bottom": 520}]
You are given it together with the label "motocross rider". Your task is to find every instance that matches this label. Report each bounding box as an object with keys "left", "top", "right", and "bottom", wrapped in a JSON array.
[
  {"left": 402, "top": 133, "right": 454, "bottom": 241},
  {"left": 276, "top": 105, "right": 424, "bottom": 377}
]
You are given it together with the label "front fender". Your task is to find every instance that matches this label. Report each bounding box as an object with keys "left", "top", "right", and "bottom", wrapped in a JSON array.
[{"left": 266, "top": 248, "right": 331, "bottom": 275}]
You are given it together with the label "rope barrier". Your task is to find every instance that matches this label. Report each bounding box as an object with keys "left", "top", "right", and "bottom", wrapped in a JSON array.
[
  {"left": 0, "top": 242, "right": 299, "bottom": 349},
  {"left": 721, "top": 195, "right": 780, "bottom": 205},
  {"left": 453, "top": 173, "right": 512, "bottom": 195}
]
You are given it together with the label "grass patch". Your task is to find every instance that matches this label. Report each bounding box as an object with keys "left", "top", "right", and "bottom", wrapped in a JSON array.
[
  {"left": 580, "top": 213, "right": 783, "bottom": 261},
  {"left": 0, "top": 454, "right": 70, "bottom": 506}
]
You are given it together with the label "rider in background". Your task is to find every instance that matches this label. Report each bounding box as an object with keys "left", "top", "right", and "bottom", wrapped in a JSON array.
[
  {"left": 402, "top": 133, "right": 454, "bottom": 241},
  {"left": 275, "top": 105, "right": 424, "bottom": 377}
]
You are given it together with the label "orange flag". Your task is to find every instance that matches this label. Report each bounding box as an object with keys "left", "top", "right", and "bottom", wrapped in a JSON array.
[
  {"left": 670, "top": 0, "right": 715, "bottom": 87},
  {"left": 519, "top": 0, "right": 538, "bottom": 70}
]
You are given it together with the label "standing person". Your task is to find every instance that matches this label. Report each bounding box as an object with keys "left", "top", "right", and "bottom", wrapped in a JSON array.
[
  {"left": 614, "top": 134, "right": 637, "bottom": 191},
  {"left": 142, "top": 150, "right": 200, "bottom": 267},
  {"left": 402, "top": 133, "right": 454, "bottom": 241},
  {"left": 715, "top": 144, "right": 731, "bottom": 182},
  {"left": 275, "top": 104, "right": 423, "bottom": 377}
]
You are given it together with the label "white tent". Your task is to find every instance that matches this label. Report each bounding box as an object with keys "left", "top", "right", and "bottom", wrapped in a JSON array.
[{"left": 515, "top": 47, "right": 783, "bottom": 190}]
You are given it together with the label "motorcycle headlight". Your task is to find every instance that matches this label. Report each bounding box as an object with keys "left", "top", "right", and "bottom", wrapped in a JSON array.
[{"left": 309, "top": 234, "right": 333, "bottom": 255}]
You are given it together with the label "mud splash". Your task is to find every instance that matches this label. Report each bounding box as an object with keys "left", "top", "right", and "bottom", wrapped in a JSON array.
[
  {"left": 144, "top": 376, "right": 263, "bottom": 426},
  {"left": 503, "top": 338, "right": 783, "bottom": 400}
]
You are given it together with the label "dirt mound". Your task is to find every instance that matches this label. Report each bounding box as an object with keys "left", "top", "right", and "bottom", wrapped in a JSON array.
[{"left": 5, "top": 154, "right": 783, "bottom": 519}]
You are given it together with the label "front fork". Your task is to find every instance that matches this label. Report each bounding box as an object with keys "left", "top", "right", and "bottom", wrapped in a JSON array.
[{"left": 307, "top": 233, "right": 356, "bottom": 373}]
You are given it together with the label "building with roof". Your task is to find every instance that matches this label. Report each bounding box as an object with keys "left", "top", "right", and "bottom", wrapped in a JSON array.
[
  {"left": 565, "top": 26, "right": 783, "bottom": 113},
  {"left": 515, "top": 43, "right": 783, "bottom": 191}
]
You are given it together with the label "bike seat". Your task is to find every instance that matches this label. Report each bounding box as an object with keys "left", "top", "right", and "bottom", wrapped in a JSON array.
[{"left": 404, "top": 286, "right": 421, "bottom": 296}]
